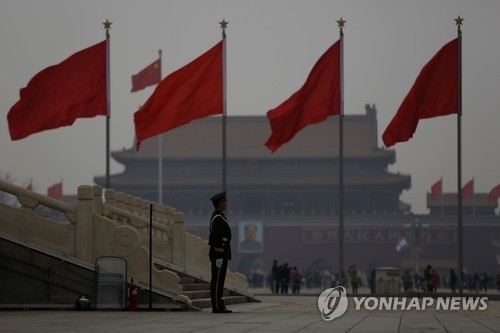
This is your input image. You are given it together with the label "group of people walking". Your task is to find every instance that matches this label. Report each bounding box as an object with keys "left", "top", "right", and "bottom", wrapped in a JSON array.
[
  {"left": 406, "top": 265, "right": 498, "bottom": 294},
  {"left": 270, "top": 260, "right": 302, "bottom": 294}
]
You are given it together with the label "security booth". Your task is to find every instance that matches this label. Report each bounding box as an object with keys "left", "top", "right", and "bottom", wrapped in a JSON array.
[
  {"left": 95, "top": 257, "right": 127, "bottom": 310},
  {"left": 375, "top": 267, "right": 401, "bottom": 295}
]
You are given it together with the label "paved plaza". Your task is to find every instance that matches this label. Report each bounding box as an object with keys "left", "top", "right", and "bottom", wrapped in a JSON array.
[{"left": 1, "top": 294, "right": 499, "bottom": 333}]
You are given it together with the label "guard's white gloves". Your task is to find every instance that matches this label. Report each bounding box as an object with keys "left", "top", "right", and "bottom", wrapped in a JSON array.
[{"left": 216, "top": 258, "right": 223, "bottom": 268}]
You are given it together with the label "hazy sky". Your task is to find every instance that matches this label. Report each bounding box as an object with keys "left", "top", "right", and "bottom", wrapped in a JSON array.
[{"left": 1, "top": 0, "right": 499, "bottom": 214}]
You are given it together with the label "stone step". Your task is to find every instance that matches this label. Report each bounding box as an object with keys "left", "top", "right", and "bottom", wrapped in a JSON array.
[
  {"left": 179, "top": 276, "right": 196, "bottom": 284},
  {"left": 190, "top": 295, "right": 249, "bottom": 309},
  {"left": 181, "top": 283, "right": 210, "bottom": 291},
  {"left": 182, "top": 289, "right": 230, "bottom": 300},
  {"left": 155, "top": 266, "right": 255, "bottom": 309}
]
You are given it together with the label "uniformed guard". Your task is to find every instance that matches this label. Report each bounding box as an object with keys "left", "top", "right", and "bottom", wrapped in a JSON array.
[{"left": 208, "top": 191, "right": 232, "bottom": 313}]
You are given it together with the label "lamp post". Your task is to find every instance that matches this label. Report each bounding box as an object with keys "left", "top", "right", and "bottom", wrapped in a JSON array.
[{"left": 404, "top": 218, "right": 430, "bottom": 275}]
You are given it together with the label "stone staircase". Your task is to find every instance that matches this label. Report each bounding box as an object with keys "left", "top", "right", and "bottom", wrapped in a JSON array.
[
  {"left": 0, "top": 180, "right": 256, "bottom": 310},
  {"left": 178, "top": 274, "right": 250, "bottom": 309}
]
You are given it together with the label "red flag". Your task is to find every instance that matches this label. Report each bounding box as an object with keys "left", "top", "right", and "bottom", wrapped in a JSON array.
[
  {"left": 131, "top": 59, "right": 161, "bottom": 92},
  {"left": 134, "top": 41, "right": 222, "bottom": 150},
  {"left": 461, "top": 179, "right": 474, "bottom": 198},
  {"left": 264, "top": 40, "right": 341, "bottom": 152},
  {"left": 382, "top": 38, "right": 458, "bottom": 147},
  {"left": 7, "top": 41, "right": 107, "bottom": 140},
  {"left": 431, "top": 178, "right": 442, "bottom": 201},
  {"left": 26, "top": 179, "right": 33, "bottom": 191},
  {"left": 488, "top": 184, "right": 500, "bottom": 203},
  {"left": 48, "top": 181, "right": 63, "bottom": 199}
]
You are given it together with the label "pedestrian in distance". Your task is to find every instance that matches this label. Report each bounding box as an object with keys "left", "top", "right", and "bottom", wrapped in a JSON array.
[
  {"left": 291, "top": 266, "right": 301, "bottom": 294},
  {"left": 271, "top": 260, "right": 279, "bottom": 294},
  {"left": 431, "top": 270, "right": 439, "bottom": 293},
  {"left": 449, "top": 269, "right": 457, "bottom": 294},
  {"left": 348, "top": 265, "right": 358, "bottom": 294},
  {"left": 424, "top": 265, "right": 432, "bottom": 292}
]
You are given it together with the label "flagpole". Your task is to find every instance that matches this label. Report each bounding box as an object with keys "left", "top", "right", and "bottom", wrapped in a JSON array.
[
  {"left": 441, "top": 176, "right": 444, "bottom": 217},
  {"left": 455, "top": 15, "right": 464, "bottom": 296},
  {"left": 103, "top": 20, "right": 112, "bottom": 189},
  {"left": 158, "top": 49, "right": 163, "bottom": 205},
  {"left": 337, "top": 17, "right": 346, "bottom": 285},
  {"left": 472, "top": 177, "right": 476, "bottom": 217},
  {"left": 220, "top": 19, "right": 228, "bottom": 192}
]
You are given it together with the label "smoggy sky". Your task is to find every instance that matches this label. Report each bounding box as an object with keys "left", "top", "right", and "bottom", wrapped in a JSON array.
[{"left": 1, "top": 0, "right": 499, "bottom": 214}]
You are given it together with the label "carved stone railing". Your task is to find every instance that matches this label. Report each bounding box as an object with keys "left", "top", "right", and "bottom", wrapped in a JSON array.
[
  {"left": 0, "top": 179, "right": 76, "bottom": 255},
  {"left": 0, "top": 180, "right": 251, "bottom": 303},
  {"left": 0, "top": 179, "right": 76, "bottom": 223},
  {"left": 99, "top": 188, "right": 250, "bottom": 296}
]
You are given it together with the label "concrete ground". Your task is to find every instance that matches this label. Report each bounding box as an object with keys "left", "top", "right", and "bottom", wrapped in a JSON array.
[{"left": 1, "top": 294, "right": 499, "bottom": 333}]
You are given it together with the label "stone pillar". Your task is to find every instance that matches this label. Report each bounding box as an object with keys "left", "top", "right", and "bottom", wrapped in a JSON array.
[
  {"left": 155, "top": 205, "right": 163, "bottom": 223},
  {"left": 172, "top": 212, "right": 185, "bottom": 267},
  {"left": 141, "top": 200, "right": 150, "bottom": 218},
  {"left": 104, "top": 188, "right": 116, "bottom": 207},
  {"left": 132, "top": 197, "right": 142, "bottom": 216},
  {"left": 116, "top": 192, "right": 125, "bottom": 209},
  {"left": 76, "top": 185, "right": 94, "bottom": 263},
  {"left": 124, "top": 195, "right": 134, "bottom": 212},
  {"left": 92, "top": 186, "right": 103, "bottom": 216},
  {"left": 165, "top": 206, "right": 175, "bottom": 225}
]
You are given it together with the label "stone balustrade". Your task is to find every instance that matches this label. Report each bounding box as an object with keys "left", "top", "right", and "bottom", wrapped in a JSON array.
[{"left": 0, "top": 179, "right": 251, "bottom": 304}]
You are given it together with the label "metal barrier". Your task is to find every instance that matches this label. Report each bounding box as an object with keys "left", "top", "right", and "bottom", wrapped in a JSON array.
[{"left": 96, "top": 257, "right": 127, "bottom": 309}]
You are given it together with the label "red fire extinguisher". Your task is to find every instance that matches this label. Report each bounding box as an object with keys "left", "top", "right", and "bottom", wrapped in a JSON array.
[{"left": 128, "top": 278, "right": 137, "bottom": 311}]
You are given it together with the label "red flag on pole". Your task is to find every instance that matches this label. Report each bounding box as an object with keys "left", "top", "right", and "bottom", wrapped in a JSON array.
[
  {"left": 131, "top": 59, "right": 161, "bottom": 92},
  {"left": 48, "top": 181, "right": 63, "bottom": 199},
  {"left": 431, "top": 178, "right": 443, "bottom": 201},
  {"left": 26, "top": 179, "right": 33, "bottom": 191},
  {"left": 461, "top": 179, "right": 474, "bottom": 198},
  {"left": 134, "top": 41, "right": 223, "bottom": 150},
  {"left": 488, "top": 184, "right": 500, "bottom": 203},
  {"left": 264, "top": 40, "right": 341, "bottom": 152},
  {"left": 7, "top": 41, "right": 107, "bottom": 140},
  {"left": 382, "top": 38, "right": 458, "bottom": 147}
]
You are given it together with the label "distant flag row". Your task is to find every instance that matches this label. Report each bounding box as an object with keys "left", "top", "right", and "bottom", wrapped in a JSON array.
[
  {"left": 47, "top": 180, "right": 63, "bottom": 199},
  {"left": 430, "top": 178, "right": 500, "bottom": 203},
  {"left": 25, "top": 179, "right": 63, "bottom": 199},
  {"left": 5, "top": 20, "right": 459, "bottom": 150},
  {"left": 131, "top": 27, "right": 459, "bottom": 152}
]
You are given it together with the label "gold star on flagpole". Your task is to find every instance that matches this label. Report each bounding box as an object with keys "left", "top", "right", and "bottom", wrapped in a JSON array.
[
  {"left": 103, "top": 19, "right": 112, "bottom": 37},
  {"left": 219, "top": 19, "right": 229, "bottom": 37},
  {"left": 337, "top": 17, "right": 346, "bottom": 33},
  {"left": 454, "top": 15, "right": 464, "bottom": 31}
]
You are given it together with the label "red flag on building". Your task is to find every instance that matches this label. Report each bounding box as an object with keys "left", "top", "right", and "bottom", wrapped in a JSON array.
[
  {"left": 264, "top": 40, "right": 341, "bottom": 152},
  {"left": 26, "top": 179, "right": 33, "bottom": 191},
  {"left": 134, "top": 41, "right": 223, "bottom": 150},
  {"left": 131, "top": 59, "right": 161, "bottom": 92},
  {"left": 488, "top": 184, "right": 500, "bottom": 203},
  {"left": 461, "top": 178, "right": 474, "bottom": 198},
  {"left": 7, "top": 41, "right": 107, "bottom": 140},
  {"left": 431, "top": 178, "right": 443, "bottom": 201},
  {"left": 382, "top": 38, "right": 458, "bottom": 147},
  {"left": 48, "top": 181, "right": 63, "bottom": 199}
]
